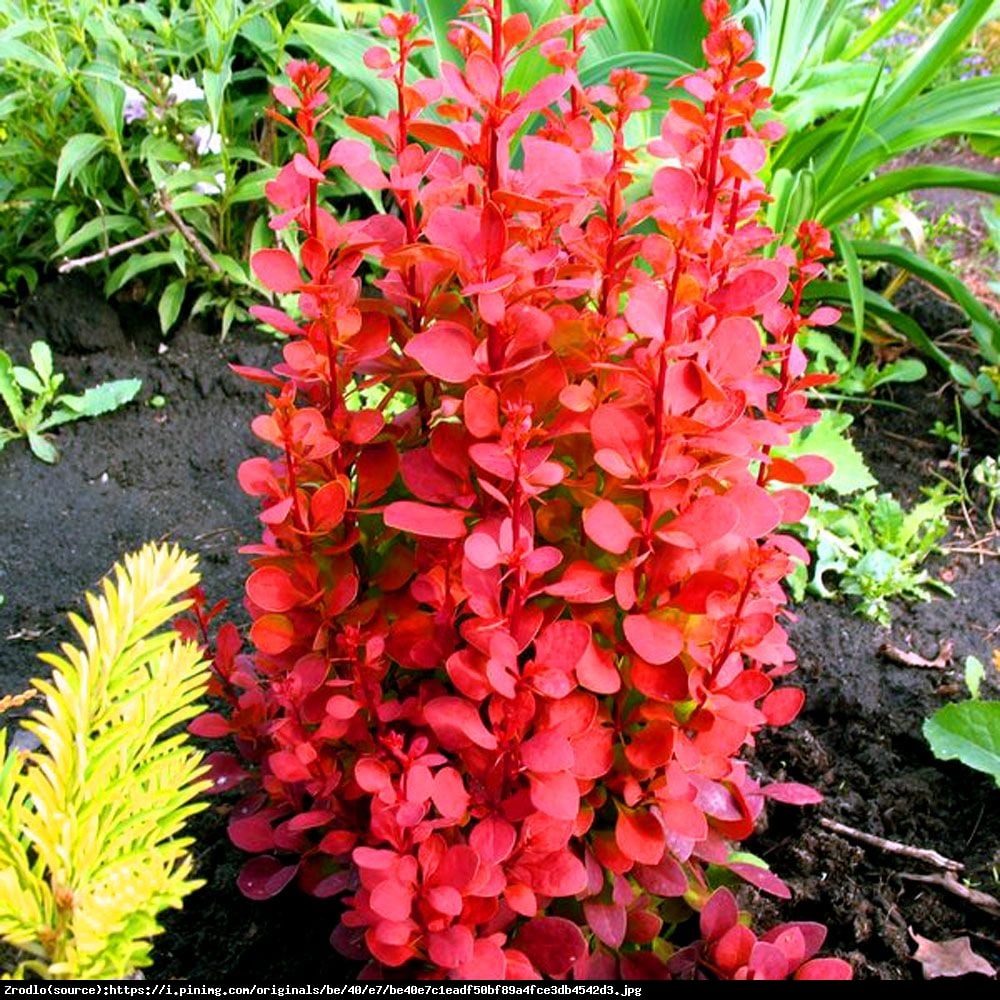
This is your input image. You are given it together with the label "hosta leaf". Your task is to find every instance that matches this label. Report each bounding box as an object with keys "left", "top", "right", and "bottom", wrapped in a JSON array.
[{"left": 924, "top": 702, "right": 1000, "bottom": 788}]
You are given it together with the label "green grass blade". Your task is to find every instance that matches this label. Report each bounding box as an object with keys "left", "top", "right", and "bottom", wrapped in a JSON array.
[
  {"left": 833, "top": 229, "right": 865, "bottom": 366},
  {"left": 645, "top": 0, "right": 707, "bottom": 68},
  {"left": 815, "top": 51, "right": 884, "bottom": 196},
  {"left": 876, "top": 0, "right": 994, "bottom": 122},
  {"left": 851, "top": 239, "right": 1000, "bottom": 363},
  {"left": 842, "top": 0, "right": 920, "bottom": 61},
  {"left": 822, "top": 165, "right": 1000, "bottom": 225},
  {"left": 801, "top": 280, "right": 956, "bottom": 373}
]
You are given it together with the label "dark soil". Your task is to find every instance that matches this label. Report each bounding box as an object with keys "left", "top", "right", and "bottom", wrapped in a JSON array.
[{"left": 1, "top": 275, "right": 998, "bottom": 982}]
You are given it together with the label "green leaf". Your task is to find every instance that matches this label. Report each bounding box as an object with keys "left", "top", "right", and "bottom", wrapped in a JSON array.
[
  {"left": 229, "top": 168, "right": 274, "bottom": 205},
  {"left": 782, "top": 411, "right": 876, "bottom": 496},
  {"left": 924, "top": 701, "right": 1000, "bottom": 788},
  {"left": 29, "top": 342, "right": 53, "bottom": 385},
  {"left": 158, "top": 280, "right": 186, "bottom": 336},
  {"left": 42, "top": 379, "right": 142, "bottom": 430},
  {"left": 0, "top": 350, "right": 24, "bottom": 424},
  {"left": 833, "top": 227, "right": 864, "bottom": 364},
  {"left": 842, "top": 0, "right": 921, "bottom": 61},
  {"left": 0, "top": 33, "right": 60, "bottom": 76},
  {"left": 12, "top": 366, "right": 45, "bottom": 396},
  {"left": 203, "top": 62, "right": 232, "bottom": 131},
  {"left": 850, "top": 239, "right": 1000, "bottom": 363},
  {"left": 823, "top": 165, "right": 1000, "bottom": 226},
  {"left": 27, "top": 431, "right": 58, "bottom": 464},
  {"left": 877, "top": 0, "right": 994, "bottom": 123},
  {"left": 54, "top": 134, "right": 107, "bottom": 196},
  {"left": 104, "top": 252, "right": 177, "bottom": 296}
]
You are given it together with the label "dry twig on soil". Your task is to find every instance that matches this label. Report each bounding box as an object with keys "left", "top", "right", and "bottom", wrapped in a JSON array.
[
  {"left": 900, "top": 872, "right": 1000, "bottom": 919},
  {"left": 820, "top": 817, "right": 964, "bottom": 872}
]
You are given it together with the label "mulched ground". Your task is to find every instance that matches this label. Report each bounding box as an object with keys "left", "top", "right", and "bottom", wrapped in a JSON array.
[{"left": 1, "top": 274, "right": 998, "bottom": 981}]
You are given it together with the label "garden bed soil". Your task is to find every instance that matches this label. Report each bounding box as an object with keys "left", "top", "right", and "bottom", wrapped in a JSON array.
[{"left": 1, "top": 276, "right": 998, "bottom": 982}]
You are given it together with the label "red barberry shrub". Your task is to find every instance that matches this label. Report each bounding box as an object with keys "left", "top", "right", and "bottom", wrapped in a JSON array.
[{"left": 190, "top": 0, "right": 851, "bottom": 980}]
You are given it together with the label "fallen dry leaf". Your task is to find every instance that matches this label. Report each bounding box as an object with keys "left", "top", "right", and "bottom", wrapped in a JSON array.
[
  {"left": 910, "top": 929, "right": 997, "bottom": 979},
  {"left": 880, "top": 639, "right": 953, "bottom": 670}
]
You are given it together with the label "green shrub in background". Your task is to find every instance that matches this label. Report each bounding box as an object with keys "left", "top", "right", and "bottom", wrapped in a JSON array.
[{"left": 0, "top": 0, "right": 379, "bottom": 335}]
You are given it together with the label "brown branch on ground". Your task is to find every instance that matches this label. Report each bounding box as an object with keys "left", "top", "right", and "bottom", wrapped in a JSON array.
[
  {"left": 820, "top": 817, "right": 964, "bottom": 872},
  {"left": 900, "top": 872, "right": 1000, "bottom": 919}
]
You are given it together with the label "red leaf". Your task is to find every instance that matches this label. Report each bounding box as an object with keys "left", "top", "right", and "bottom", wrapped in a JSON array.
[
  {"left": 623, "top": 614, "right": 683, "bottom": 665},
  {"left": 529, "top": 771, "right": 580, "bottom": 821},
  {"left": 250, "top": 613, "right": 296, "bottom": 655},
  {"left": 424, "top": 697, "right": 498, "bottom": 750},
  {"left": 237, "top": 856, "right": 299, "bottom": 900},
  {"left": 529, "top": 852, "right": 588, "bottom": 898},
  {"left": 729, "top": 862, "right": 791, "bottom": 899},
  {"left": 251, "top": 249, "right": 300, "bottom": 293},
  {"left": 470, "top": 816, "right": 517, "bottom": 865},
  {"left": 229, "top": 815, "right": 276, "bottom": 853},
  {"left": 384, "top": 501, "right": 468, "bottom": 539},
  {"left": 428, "top": 926, "right": 474, "bottom": 970},
  {"left": 761, "top": 686, "right": 805, "bottom": 726},
  {"left": 310, "top": 480, "right": 348, "bottom": 532},
  {"left": 615, "top": 805, "right": 665, "bottom": 866},
  {"left": 405, "top": 323, "right": 479, "bottom": 383},
  {"left": 188, "top": 712, "right": 230, "bottom": 738},
  {"left": 521, "top": 730, "right": 575, "bottom": 773},
  {"left": 516, "top": 917, "right": 587, "bottom": 977},
  {"left": 763, "top": 782, "right": 823, "bottom": 805},
  {"left": 795, "top": 958, "right": 854, "bottom": 980},
  {"left": 575, "top": 640, "right": 621, "bottom": 694},
  {"left": 700, "top": 888, "right": 739, "bottom": 941},
  {"left": 583, "top": 902, "right": 627, "bottom": 950},
  {"left": 583, "top": 500, "right": 639, "bottom": 554},
  {"left": 634, "top": 857, "right": 688, "bottom": 897},
  {"left": 431, "top": 767, "right": 469, "bottom": 819},
  {"left": 246, "top": 566, "right": 300, "bottom": 613}
]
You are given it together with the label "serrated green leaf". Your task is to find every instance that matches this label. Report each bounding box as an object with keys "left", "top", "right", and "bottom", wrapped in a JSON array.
[
  {"left": 781, "top": 410, "right": 876, "bottom": 496},
  {"left": 54, "top": 133, "right": 107, "bottom": 196},
  {"left": 0, "top": 350, "right": 24, "bottom": 424},
  {"left": 12, "top": 366, "right": 45, "bottom": 396},
  {"left": 41, "top": 378, "right": 141, "bottom": 429},
  {"left": 924, "top": 701, "right": 1000, "bottom": 788}
]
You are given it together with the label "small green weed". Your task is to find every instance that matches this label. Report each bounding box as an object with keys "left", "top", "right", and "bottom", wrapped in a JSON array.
[{"left": 0, "top": 341, "right": 140, "bottom": 462}]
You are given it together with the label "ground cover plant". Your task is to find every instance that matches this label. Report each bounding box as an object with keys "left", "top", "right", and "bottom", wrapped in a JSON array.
[{"left": 182, "top": 0, "right": 860, "bottom": 980}]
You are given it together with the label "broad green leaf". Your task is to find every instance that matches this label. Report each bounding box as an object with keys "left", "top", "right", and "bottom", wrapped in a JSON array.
[
  {"left": 229, "top": 168, "right": 274, "bottom": 204},
  {"left": 646, "top": 0, "right": 707, "bottom": 68},
  {"left": 924, "top": 702, "right": 1000, "bottom": 788},
  {"left": 41, "top": 378, "right": 142, "bottom": 429},
  {"left": 12, "top": 366, "right": 44, "bottom": 396},
  {"left": 773, "top": 62, "right": 879, "bottom": 134},
  {"left": 54, "top": 134, "right": 106, "bottom": 196},
  {"left": 413, "top": 0, "right": 460, "bottom": 73},
  {"left": 158, "top": 280, "right": 186, "bottom": 335}
]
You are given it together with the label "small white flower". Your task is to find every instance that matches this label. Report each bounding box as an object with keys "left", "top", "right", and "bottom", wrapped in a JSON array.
[
  {"left": 123, "top": 85, "right": 148, "bottom": 124},
  {"left": 167, "top": 74, "right": 205, "bottom": 105},
  {"left": 194, "top": 171, "right": 226, "bottom": 196},
  {"left": 177, "top": 161, "right": 192, "bottom": 172},
  {"left": 192, "top": 124, "right": 222, "bottom": 156}
]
